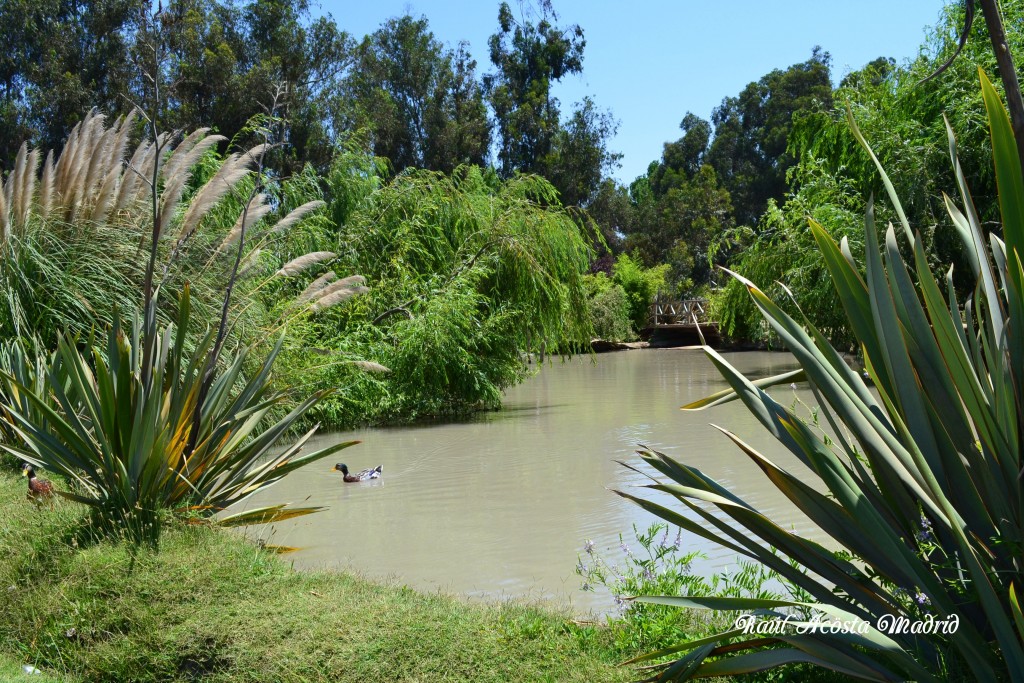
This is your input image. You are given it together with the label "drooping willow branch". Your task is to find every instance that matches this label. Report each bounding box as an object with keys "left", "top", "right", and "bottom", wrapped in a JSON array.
[{"left": 920, "top": 0, "right": 1024, "bottom": 177}]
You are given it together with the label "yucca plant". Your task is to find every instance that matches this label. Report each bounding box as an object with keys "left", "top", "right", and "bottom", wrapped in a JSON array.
[{"left": 616, "top": 69, "right": 1024, "bottom": 681}]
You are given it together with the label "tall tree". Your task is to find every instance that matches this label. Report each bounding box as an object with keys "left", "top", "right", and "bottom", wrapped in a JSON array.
[
  {"left": 161, "top": 0, "right": 350, "bottom": 172},
  {"left": 706, "top": 47, "right": 833, "bottom": 225},
  {"left": 484, "top": 0, "right": 584, "bottom": 177},
  {"left": 342, "top": 15, "right": 490, "bottom": 174},
  {"left": 0, "top": 0, "right": 146, "bottom": 167},
  {"left": 484, "top": 0, "right": 618, "bottom": 207}
]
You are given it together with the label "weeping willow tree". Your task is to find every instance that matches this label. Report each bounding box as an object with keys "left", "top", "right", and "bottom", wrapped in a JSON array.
[{"left": 270, "top": 162, "right": 596, "bottom": 427}]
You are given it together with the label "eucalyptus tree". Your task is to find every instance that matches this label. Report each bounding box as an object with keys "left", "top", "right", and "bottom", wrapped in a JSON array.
[
  {"left": 342, "top": 14, "right": 490, "bottom": 174},
  {"left": 484, "top": 0, "right": 618, "bottom": 208},
  {"left": 706, "top": 47, "right": 833, "bottom": 226},
  {"left": 160, "top": 0, "right": 351, "bottom": 173},
  {"left": 0, "top": 0, "right": 146, "bottom": 168}
]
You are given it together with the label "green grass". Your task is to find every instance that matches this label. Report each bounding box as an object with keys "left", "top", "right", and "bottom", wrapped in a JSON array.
[{"left": 0, "top": 474, "right": 630, "bottom": 683}]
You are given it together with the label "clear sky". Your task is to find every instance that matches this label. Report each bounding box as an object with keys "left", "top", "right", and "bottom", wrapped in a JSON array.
[{"left": 315, "top": 1, "right": 947, "bottom": 184}]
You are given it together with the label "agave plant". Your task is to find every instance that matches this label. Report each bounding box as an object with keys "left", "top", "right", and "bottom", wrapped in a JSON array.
[
  {"left": 0, "top": 287, "right": 356, "bottom": 543},
  {"left": 616, "top": 69, "right": 1024, "bottom": 681}
]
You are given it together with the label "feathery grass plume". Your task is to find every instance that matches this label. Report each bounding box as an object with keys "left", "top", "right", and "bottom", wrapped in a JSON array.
[
  {"left": 89, "top": 164, "right": 121, "bottom": 222},
  {"left": 243, "top": 142, "right": 271, "bottom": 164},
  {"left": 159, "top": 133, "right": 227, "bottom": 230},
  {"left": 351, "top": 360, "right": 391, "bottom": 373},
  {"left": 3, "top": 143, "right": 25, "bottom": 219},
  {"left": 116, "top": 137, "right": 156, "bottom": 215},
  {"left": 175, "top": 150, "right": 255, "bottom": 246},
  {"left": 37, "top": 150, "right": 55, "bottom": 219},
  {"left": 305, "top": 274, "right": 365, "bottom": 299},
  {"left": 237, "top": 248, "right": 266, "bottom": 279},
  {"left": 162, "top": 127, "right": 210, "bottom": 180},
  {"left": 83, "top": 118, "right": 116, "bottom": 204},
  {"left": 218, "top": 194, "right": 272, "bottom": 253},
  {"left": 276, "top": 251, "right": 337, "bottom": 277},
  {"left": 291, "top": 271, "right": 335, "bottom": 307},
  {"left": 7, "top": 144, "right": 39, "bottom": 231},
  {"left": 16, "top": 148, "right": 40, "bottom": 230},
  {"left": 53, "top": 113, "right": 85, "bottom": 197},
  {"left": 309, "top": 284, "right": 369, "bottom": 312},
  {"left": 104, "top": 111, "right": 138, "bottom": 176},
  {"left": 267, "top": 200, "right": 325, "bottom": 235},
  {"left": 0, "top": 178, "right": 8, "bottom": 242},
  {"left": 65, "top": 112, "right": 107, "bottom": 221}
]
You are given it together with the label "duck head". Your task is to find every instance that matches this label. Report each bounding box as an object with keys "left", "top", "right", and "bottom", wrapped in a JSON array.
[
  {"left": 334, "top": 463, "right": 349, "bottom": 475},
  {"left": 21, "top": 462, "right": 34, "bottom": 478}
]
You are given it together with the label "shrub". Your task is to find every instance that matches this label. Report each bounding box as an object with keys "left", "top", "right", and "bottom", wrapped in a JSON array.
[
  {"left": 611, "top": 253, "right": 669, "bottom": 332},
  {"left": 585, "top": 273, "right": 634, "bottom": 341}
]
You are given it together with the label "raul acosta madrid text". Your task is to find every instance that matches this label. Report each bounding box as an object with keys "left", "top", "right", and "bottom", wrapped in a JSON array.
[{"left": 734, "top": 612, "right": 960, "bottom": 636}]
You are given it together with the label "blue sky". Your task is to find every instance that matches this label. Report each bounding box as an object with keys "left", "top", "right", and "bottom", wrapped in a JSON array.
[{"left": 315, "top": 1, "right": 947, "bottom": 184}]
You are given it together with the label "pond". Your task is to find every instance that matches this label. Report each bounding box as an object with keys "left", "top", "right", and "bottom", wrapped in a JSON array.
[{"left": 241, "top": 348, "right": 826, "bottom": 615}]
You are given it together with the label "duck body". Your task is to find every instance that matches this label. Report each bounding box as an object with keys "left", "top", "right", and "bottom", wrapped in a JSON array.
[
  {"left": 22, "top": 463, "right": 54, "bottom": 502},
  {"left": 334, "top": 463, "right": 382, "bottom": 483}
]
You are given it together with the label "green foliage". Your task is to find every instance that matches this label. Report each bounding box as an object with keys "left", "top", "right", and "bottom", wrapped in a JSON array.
[
  {"left": 0, "top": 108, "right": 350, "bottom": 543},
  {"left": 611, "top": 253, "right": 668, "bottom": 331},
  {"left": 710, "top": 160, "right": 868, "bottom": 347},
  {"left": 584, "top": 273, "right": 634, "bottom": 342},
  {"left": 615, "top": 48, "right": 832, "bottom": 296},
  {"left": 706, "top": 47, "right": 834, "bottom": 226},
  {"left": 0, "top": 0, "right": 144, "bottom": 164},
  {"left": 0, "top": 294, "right": 354, "bottom": 545},
  {"left": 618, "top": 73, "right": 1024, "bottom": 681},
  {"left": 269, "top": 161, "right": 596, "bottom": 427},
  {"left": 484, "top": 1, "right": 619, "bottom": 207},
  {"left": 342, "top": 14, "right": 490, "bottom": 174},
  {"left": 577, "top": 524, "right": 788, "bottom": 657},
  {"left": 713, "top": 3, "right": 1024, "bottom": 343}
]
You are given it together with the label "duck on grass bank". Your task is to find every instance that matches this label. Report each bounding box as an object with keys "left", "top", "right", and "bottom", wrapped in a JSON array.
[
  {"left": 21, "top": 462, "right": 54, "bottom": 503},
  {"left": 334, "top": 463, "right": 382, "bottom": 482}
]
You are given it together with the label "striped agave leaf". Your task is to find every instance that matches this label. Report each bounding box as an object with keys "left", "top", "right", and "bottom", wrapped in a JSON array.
[{"left": 619, "top": 69, "right": 1024, "bottom": 681}]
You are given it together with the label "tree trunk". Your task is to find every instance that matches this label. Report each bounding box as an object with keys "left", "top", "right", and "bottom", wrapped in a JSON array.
[{"left": 978, "top": 0, "right": 1024, "bottom": 171}]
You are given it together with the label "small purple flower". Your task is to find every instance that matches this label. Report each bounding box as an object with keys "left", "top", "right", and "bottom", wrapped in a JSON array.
[
  {"left": 673, "top": 527, "right": 682, "bottom": 550},
  {"left": 620, "top": 541, "right": 632, "bottom": 557},
  {"left": 659, "top": 526, "right": 670, "bottom": 548},
  {"left": 583, "top": 539, "right": 595, "bottom": 555},
  {"left": 916, "top": 515, "right": 934, "bottom": 543},
  {"left": 915, "top": 591, "right": 930, "bottom": 606},
  {"left": 642, "top": 566, "right": 655, "bottom": 581},
  {"left": 576, "top": 559, "right": 587, "bottom": 574}
]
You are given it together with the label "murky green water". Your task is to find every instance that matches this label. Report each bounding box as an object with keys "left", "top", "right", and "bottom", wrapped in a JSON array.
[{"left": 240, "top": 349, "right": 825, "bottom": 614}]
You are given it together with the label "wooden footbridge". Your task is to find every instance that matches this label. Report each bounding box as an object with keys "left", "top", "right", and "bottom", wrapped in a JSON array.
[{"left": 644, "top": 297, "right": 720, "bottom": 346}]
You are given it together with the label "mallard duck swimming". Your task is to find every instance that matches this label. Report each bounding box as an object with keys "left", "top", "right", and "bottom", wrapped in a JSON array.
[
  {"left": 22, "top": 462, "right": 54, "bottom": 502},
  {"left": 334, "top": 463, "right": 382, "bottom": 482}
]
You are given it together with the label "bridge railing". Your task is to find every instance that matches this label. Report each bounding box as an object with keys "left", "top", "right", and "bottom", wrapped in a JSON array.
[{"left": 648, "top": 297, "right": 709, "bottom": 327}]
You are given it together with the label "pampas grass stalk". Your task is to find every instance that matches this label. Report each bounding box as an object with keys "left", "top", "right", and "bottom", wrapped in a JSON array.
[
  {"left": 309, "top": 284, "right": 369, "bottom": 312},
  {"left": 350, "top": 360, "right": 391, "bottom": 373},
  {"left": 267, "top": 200, "right": 325, "bottom": 235},
  {"left": 218, "top": 194, "right": 271, "bottom": 253},
  {"left": 276, "top": 251, "right": 336, "bottom": 277},
  {"left": 292, "top": 271, "right": 336, "bottom": 306}
]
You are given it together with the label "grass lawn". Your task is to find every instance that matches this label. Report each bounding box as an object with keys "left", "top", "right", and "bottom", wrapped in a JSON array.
[{"left": 0, "top": 473, "right": 632, "bottom": 683}]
